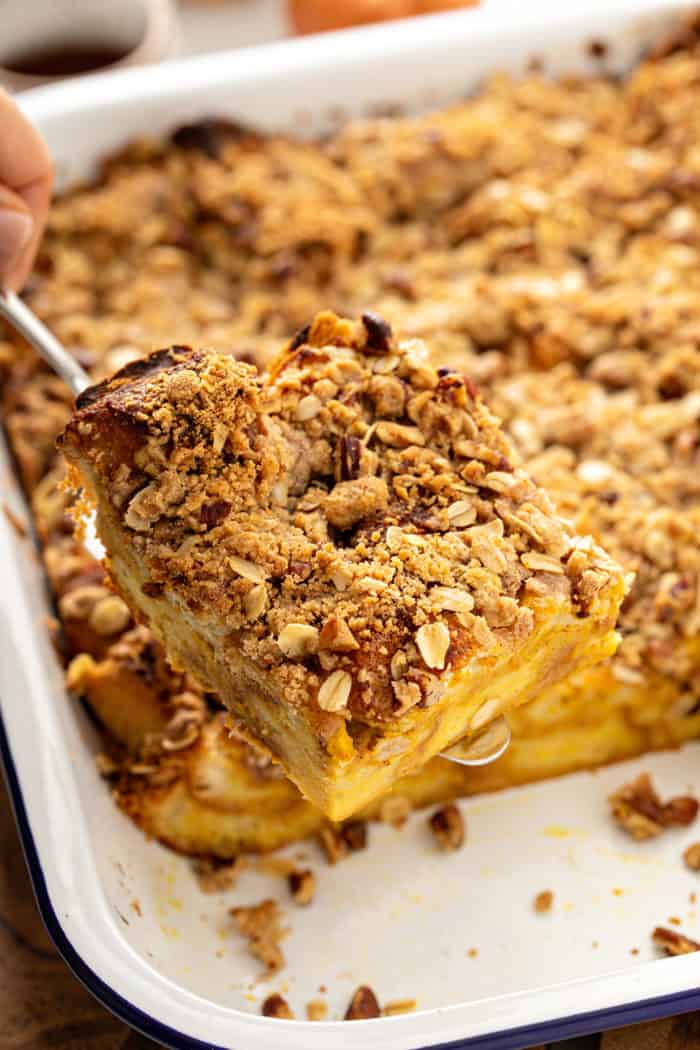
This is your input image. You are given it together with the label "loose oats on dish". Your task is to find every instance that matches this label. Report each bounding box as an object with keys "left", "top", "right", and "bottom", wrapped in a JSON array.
[{"left": 59, "top": 312, "right": 625, "bottom": 819}]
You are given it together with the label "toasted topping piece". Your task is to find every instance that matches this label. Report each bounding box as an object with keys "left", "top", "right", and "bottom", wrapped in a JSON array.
[
  {"left": 278, "top": 623, "right": 319, "bottom": 659},
  {"left": 317, "top": 669, "right": 352, "bottom": 712},
  {"left": 415, "top": 622, "right": 451, "bottom": 671},
  {"left": 342, "top": 820, "right": 368, "bottom": 852},
  {"left": 534, "top": 890, "right": 554, "bottom": 914},
  {"left": 684, "top": 843, "right": 700, "bottom": 871},
  {"left": 318, "top": 823, "right": 347, "bottom": 865},
  {"left": 345, "top": 985, "right": 381, "bottom": 1020},
  {"left": 306, "top": 1000, "right": 328, "bottom": 1021},
  {"left": 261, "top": 994, "right": 294, "bottom": 1019},
  {"left": 609, "top": 773, "right": 699, "bottom": 839},
  {"left": 318, "top": 820, "right": 368, "bottom": 863},
  {"left": 653, "top": 926, "right": 700, "bottom": 956},
  {"left": 230, "top": 899, "right": 288, "bottom": 975},
  {"left": 428, "top": 803, "right": 465, "bottom": 851},
  {"left": 287, "top": 868, "right": 316, "bottom": 906}
]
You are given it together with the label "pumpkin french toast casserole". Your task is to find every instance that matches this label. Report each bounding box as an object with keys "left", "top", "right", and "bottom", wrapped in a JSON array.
[
  {"left": 3, "top": 16, "right": 700, "bottom": 850},
  {"left": 59, "top": 311, "right": 624, "bottom": 818}
]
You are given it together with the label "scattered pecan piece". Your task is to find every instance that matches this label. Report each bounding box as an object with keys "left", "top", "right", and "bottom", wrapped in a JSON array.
[
  {"left": 200, "top": 499, "right": 231, "bottom": 527},
  {"left": 338, "top": 434, "right": 362, "bottom": 481},
  {"left": 428, "top": 804, "right": 465, "bottom": 851},
  {"left": 652, "top": 925, "right": 700, "bottom": 956},
  {"left": 684, "top": 843, "right": 700, "bottom": 871},
  {"left": 609, "top": 773, "right": 698, "bottom": 840},
  {"left": 362, "top": 311, "right": 393, "bottom": 351},
  {"left": 288, "top": 868, "right": 316, "bottom": 906},
  {"left": 318, "top": 824, "right": 348, "bottom": 865},
  {"left": 230, "top": 899, "right": 287, "bottom": 975},
  {"left": 318, "top": 820, "right": 368, "bottom": 863},
  {"left": 342, "top": 820, "right": 368, "bottom": 852},
  {"left": 345, "top": 985, "right": 381, "bottom": 1020},
  {"left": 288, "top": 322, "right": 311, "bottom": 351},
  {"left": 261, "top": 994, "right": 294, "bottom": 1019},
  {"left": 534, "top": 890, "right": 554, "bottom": 914}
]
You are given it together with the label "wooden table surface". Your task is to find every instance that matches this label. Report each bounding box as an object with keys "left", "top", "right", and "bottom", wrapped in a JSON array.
[{"left": 2, "top": 777, "right": 698, "bottom": 1050}]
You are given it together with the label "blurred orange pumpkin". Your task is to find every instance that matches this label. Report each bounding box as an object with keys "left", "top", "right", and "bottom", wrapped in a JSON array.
[{"left": 288, "top": 0, "right": 478, "bottom": 35}]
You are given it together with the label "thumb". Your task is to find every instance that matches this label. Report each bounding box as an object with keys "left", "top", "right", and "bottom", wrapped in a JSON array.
[{"left": 0, "top": 185, "right": 34, "bottom": 289}]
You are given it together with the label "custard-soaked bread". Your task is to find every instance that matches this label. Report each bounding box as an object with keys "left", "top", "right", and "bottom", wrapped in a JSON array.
[{"left": 59, "top": 311, "right": 626, "bottom": 818}]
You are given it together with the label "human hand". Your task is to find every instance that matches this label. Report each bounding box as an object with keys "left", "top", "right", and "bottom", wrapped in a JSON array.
[{"left": 0, "top": 89, "right": 53, "bottom": 291}]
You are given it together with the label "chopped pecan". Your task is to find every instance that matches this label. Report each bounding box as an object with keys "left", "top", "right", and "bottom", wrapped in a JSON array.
[
  {"left": 318, "top": 823, "right": 348, "bottom": 865},
  {"left": 684, "top": 843, "right": 700, "bottom": 871},
  {"left": 344, "top": 985, "right": 381, "bottom": 1020},
  {"left": 338, "top": 434, "right": 362, "bottom": 481},
  {"left": 428, "top": 804, "right": 465, "bottom": 851},
  {"left": 318, "top": 820, "right": 368, "bottom": 863},
  {"left": 200, "top": 499, "right": 232, "bottom": 527},
  {"left": 287, "top": 868, "right": 316, "bottom": 906},
  {"left": 362, "top": 311, "right": 393, "bottom": 352},
  {"left": 652, "top": 925, "right": 700, "bottom": 956},
  {"left": 609, "top": 774, "right": 699, "bottom": 839},
  {"left": 342, "top": 820, "right": 368, "bottom": 852},
  {"left": 534, "top": 890, "right": 554, "bottom": 914},
  {"left": 261, "top": 994, "right": 294, "bottom": 1019},
  {"left": 288, "top": 322, "right": 311, "bottom": 351}
]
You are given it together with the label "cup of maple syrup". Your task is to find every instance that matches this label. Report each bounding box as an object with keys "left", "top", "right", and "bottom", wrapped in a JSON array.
[{"left": 0, "top": 0, "right": 179, "bottom": 91}]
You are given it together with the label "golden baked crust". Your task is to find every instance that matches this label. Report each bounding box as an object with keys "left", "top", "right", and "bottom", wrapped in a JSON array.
[{"left": 60, "top": 312, "right": 625, "bottom": 818}]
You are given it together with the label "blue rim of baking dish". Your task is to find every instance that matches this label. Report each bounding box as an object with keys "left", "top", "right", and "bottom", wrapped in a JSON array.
[{"left": 1, "top": 709, "right": 699, "bottom": 1050}]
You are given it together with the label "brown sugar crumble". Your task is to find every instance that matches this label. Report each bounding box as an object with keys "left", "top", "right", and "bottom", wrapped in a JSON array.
[
  {"left": 261, "top": 993, "right": 294, "bottom": 1019},
  {"left": 344, "top": 985, "right": 381, "bottom": 1020},
  {"left": 428, "top": 803, "right": 465, "bottom": 851},
  {"left": 609, "top": 774, "right": 699, "bottom": 840},
  {"left": 230, "top": 899, "right": 288, "bottom": 976},
  {"left": 534, "top": 890, "right": 554, "bottom": 914},
  {"left": 652, "top": 925, "right": 700, "bottom": 956}
]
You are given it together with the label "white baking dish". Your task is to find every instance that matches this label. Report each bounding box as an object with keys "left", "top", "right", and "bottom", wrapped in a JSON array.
[{"left": 3, "top": 2, "right": 700, "bottom": 1046}]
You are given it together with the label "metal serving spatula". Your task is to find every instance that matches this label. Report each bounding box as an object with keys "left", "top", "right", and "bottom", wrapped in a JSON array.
[{"left": 0, "top": 288, "right": 511, "bottom": 768}]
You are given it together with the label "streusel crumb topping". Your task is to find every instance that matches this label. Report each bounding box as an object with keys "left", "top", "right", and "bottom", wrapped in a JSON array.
[{"left": 67, "top": 311, "right": 619, "bottom": 727}]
